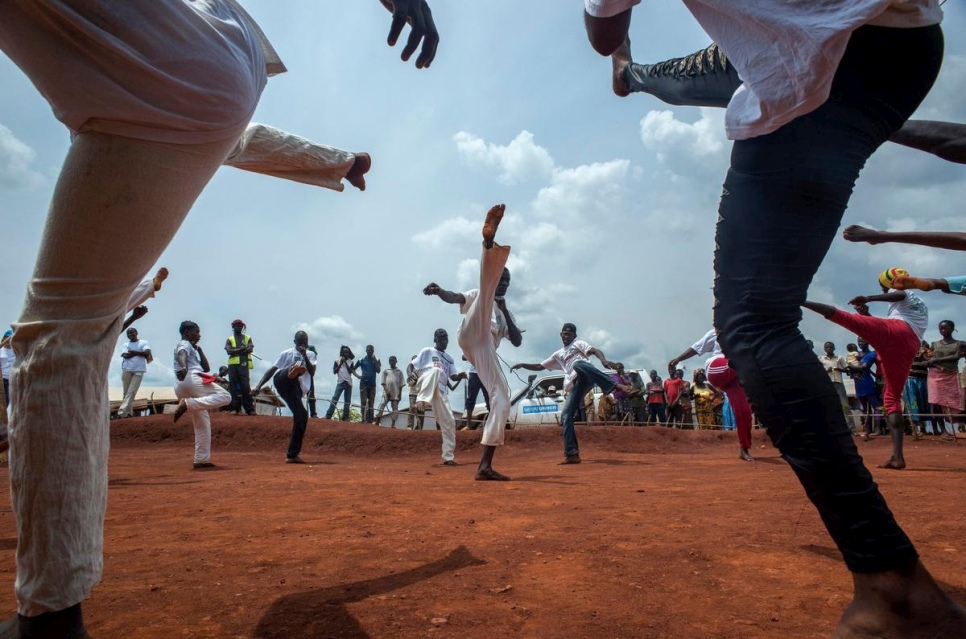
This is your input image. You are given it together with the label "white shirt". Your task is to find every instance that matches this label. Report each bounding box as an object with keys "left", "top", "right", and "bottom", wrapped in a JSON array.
[
  {"left": 274, "top": 347, "right": 317, "bottom": 395},
  {"left": 381, "top": 367, "right": 405, "bottom": 400},
  {"left": 413, "top": 347, "right": 458, "bottom": 394},
  {"left": 334, "top": 358, "right": 355, "bottom": 385},
  {"left": 121, "top": 339, "right": 151, "bottom": 373},
  {"left": 541, "top": 339, "right": 596, "bottom": 392},
  {"left": 818, "top": 354, "right": 847, "bottom": 384},
  {"left": 585, "top": 0, "right": 942, "bottom": 140},
  {"left": 173, "top": 340, "right": 202, "bottom": 374},
  {"left": 0, "top": 347, "right": 14, "bottom": 380},
  {"left": 887, "top": 290, "right": 929, "bottom": 339},
  {"left": 690, "top": 328, "right": 724, "bottom": 369},
  {"left": 460, "top": 288, "right": 509, "bottom": 348}
]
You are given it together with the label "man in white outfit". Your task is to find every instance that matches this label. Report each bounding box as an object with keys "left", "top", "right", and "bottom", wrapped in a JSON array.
[
  {"left": 0, "top": 2, "right": 436, "bottom": 634},
  {"left": 422, "top": 204, "right": 523, "bottom": 480},
  {"left": 412, "top": 329, "right": 467, "bottom": 465},
  {"left": 172, "top": 321, "right": 231, "bottom": 468},
  {"left": 116, "top": 327, "right": 152, "bottom": 419}
]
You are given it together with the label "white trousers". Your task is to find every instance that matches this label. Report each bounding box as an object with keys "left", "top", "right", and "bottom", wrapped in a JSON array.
[
  {"left": 7, "top": 131, "right": 244, "bottom": 616},
  {"left": 118, "top": 371, "right": 144, "bottom": 418},
  {"left": 415, "top": 368, "right": 456, "bottom": 462},
  {"left": 126, "top": 279, "right": 156, "bottom": 312},
  {"left": 175, "top": 373, "right": 232, "bottom": 463},
  {"left": 457, "top": 243, "right": 511, "bottom": 447}
]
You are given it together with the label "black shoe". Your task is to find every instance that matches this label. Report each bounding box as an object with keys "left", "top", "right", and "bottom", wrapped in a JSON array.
[
  {"left": 285, "top": 456, "right": 306, "bottom": 464},
  {"left": 559, "top": 454, "right": 582, "bottom": 465},
  {"left": 193, "top": 461, "right": 215, "bottom": 469},
  {"left": 442, "top": 459, "right": 457, "bottom": 466}
]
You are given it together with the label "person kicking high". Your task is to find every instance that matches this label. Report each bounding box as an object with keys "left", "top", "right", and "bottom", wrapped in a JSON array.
[{"left": 423, "top": 204, "right": 523, "bottom": 481}]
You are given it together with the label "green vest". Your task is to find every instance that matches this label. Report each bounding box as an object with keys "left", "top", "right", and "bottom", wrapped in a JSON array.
[{"left": 227, "top": 335, "right": 253, "bottom": 368}]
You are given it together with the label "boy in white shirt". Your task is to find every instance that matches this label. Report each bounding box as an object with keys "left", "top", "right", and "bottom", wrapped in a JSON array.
[
  {"left": 253, "top": 331, "right": 318, "bottom": 464},
  {"left": 412, "top": 329, "right": 467, "bottom": 465},
  {"left": 512, "top": 323, "right": 629, "bottom": 464}
]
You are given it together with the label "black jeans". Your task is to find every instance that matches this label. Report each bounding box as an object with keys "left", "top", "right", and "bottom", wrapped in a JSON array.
[
  {"left": 227, "top": 364, "right": 255, "bottom": 414},
  {"left": 713, "top": 25, "right": 943, "bottom": 574},
  {"left": 359, "top": 383, "right": 376, "bottom": 423},
  {"left": 463, "top": 372, "right": 490, "bottom": 429},
  {"left": 274, "top": 369, "right": 308, "bottom": 459}
]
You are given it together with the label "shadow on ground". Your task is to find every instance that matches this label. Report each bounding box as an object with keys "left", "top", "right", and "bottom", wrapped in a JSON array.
[{"left": 252, "top": 546, "right": 485, "bottom": 639}]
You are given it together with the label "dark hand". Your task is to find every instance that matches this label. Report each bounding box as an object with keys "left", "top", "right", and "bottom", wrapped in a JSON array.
[
  {"left": 423, "top": 283, "right": 440, "bottom": 296},
  {"left": 381, "top": 0, "right": 439, "bottom": 69},
  {"left": 849, "top": 295, "right": 869, "bottom": 307},
  {"left": 176, "top": 370, "right": 187, "bottom": 381},
  {"left": 131, "top": 305, "right": 149, "bottom": 320}
]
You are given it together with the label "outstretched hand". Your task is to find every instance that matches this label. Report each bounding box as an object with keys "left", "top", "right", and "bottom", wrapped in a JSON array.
[
  {"left": 849, "top": 295, "right": 869, "bottom": 307},
  {"left": 379, "top": 0, "right": 439, "bottom": 69},
  {"left": 842, "top": 225, "right": 883, "bottom": 245},
  {"left": 423, "top": 283, "right": 441, "bottom": 296}
]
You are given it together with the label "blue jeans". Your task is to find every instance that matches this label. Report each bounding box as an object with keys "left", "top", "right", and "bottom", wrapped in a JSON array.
[
  {"left": 712, "top": 25, "right": 942, "bottom": 574},
  {"left": 560, "top": 360, "right": 617, "bottom": 457},
  {"left": 274, "top": 369, "right": 308, "bottom": 459},
  {"left": 325, "top": 381, "right": 352, "bottom": 421}
]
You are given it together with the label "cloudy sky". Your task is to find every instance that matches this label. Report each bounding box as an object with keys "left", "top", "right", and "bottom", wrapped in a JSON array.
[{"left": 3, "top": 1, "right": 966, "bottom": 412}]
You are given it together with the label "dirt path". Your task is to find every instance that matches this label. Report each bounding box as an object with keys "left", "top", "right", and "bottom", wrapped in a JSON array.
[{"left": 0, "top": 416, "right": 963, "bottom": 638}]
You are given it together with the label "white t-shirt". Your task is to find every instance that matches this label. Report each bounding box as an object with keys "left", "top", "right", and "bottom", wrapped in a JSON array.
[
  {"left": 541, "top": 339, "right": 596, "bottom": 392},
  {"left": 818, "top": 354, "right": 847, "bottom": 384},
  {"left": 690, "top": 328, "right": 724, "bottom": 369},
  {"left": 413, "top": 347, "right": 458, "bottom": 393},
  {"left": 460, "top": 288, "right": 509, "bottom": 349},
  {"left": 173, "top": 340, "right": 202, "bottom": 374},
  {"left": 275, "top": 347, "right": 318, "bottom": 395},
  {"left": 0, "top": 347, "right": 14, "bottom": 380},
  {"left": 584, "top": 0, "right": 942, "bottom": 140},
  {"left": 334, "top": 358, "right": 355, "bottom": 385},
  {"left": 888, "top": 290, "right": 929, "bottom": 339},
  {"left": 381, "top": 368, "right": 405, "bottom": 400},
  {"left": 121, "top": 339, "right": 151, "bottom": 373}
]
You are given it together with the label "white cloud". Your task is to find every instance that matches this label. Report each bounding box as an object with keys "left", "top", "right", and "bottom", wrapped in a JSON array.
[
  {"left": 293, "top": 316, "right": 363, "bottom": 343},
  {"left": 453, "top": 130, "right": 555, "bottom": 185},
  {"left": 0, "top": 124, "right": 43, "bottom": 189},
  {"left": 412, "top": 217, "right": 479, "bottom": 247},
  {"left": 639, "top": 108, "right": 729, "bottom": 184}
]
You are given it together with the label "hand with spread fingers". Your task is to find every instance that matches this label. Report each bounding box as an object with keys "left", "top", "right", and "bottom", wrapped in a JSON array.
[{"left": 379, "top": 0, "right": 439, "bottom": 69}]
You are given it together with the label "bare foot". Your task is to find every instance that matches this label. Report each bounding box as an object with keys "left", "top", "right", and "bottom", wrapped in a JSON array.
[
  {"left": 152, "top": 267, "right": 169, "bottom": 292},
  {"left": 842, "top": 225, "right": 884, "bottom": 245},
  {"left": 482, "top": 203, "right": 505, "bottom": 248},
  {"left": 892, "top": 275, "right": 935, "bottom": 291},
  {"left": 611, "top": 37, "right": 632, "bottom": 97},
  {"left": 739, "top": 448, "right": 753, "bottom": 462},
  {"left": 475, "top": 467, "right": 511, "bottom": 481},
  {"left": 833, "top": 560, "right": 966, "bottom": 638},
  {"left": 346, "top": 152, "right": 371, "bottom": 191},
  {"left": 877, "top": 457, "right": 906, "bottom": 470}
]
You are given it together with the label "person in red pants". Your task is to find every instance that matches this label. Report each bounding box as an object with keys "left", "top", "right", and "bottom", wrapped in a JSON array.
[
  {"left": 669, "top": 328, "right": 754, "bottom": 461},
  {"left": 804, "top": 269, "right": 928, "bottom": 470}
]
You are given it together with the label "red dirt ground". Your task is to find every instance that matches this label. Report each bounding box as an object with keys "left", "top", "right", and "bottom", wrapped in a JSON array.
[{"left": 0, "top": 415, "right": 964, "bottom": 638}]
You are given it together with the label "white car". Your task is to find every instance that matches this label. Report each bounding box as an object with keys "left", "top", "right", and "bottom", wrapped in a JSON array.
[{"left": 466, "top": 369, "right": 646, "bottom": 429}]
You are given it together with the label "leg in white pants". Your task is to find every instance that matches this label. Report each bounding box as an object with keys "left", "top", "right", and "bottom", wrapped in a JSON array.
[
  {"left": 8, "top": 131, "right": 242, "bottom": 617},
  {"left": 118, "top": 371, "right": 144, "bottom": 418},
  {"left": 457, "top": 243, "right": 511, "bottom": 447},
  {"left": 175, "top": 373, "right": 232, "bottom": 463},
  {"left": 416, "top": 368, "right": 456, "bottom": 462}
]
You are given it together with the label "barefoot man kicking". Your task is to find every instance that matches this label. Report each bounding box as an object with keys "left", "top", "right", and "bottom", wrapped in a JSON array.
[
  {"left": 803, "top": 269, "right": 929, "bottom": 470},
  {"left": 423, "top": 204, "right": 523, "bottom": 481}
]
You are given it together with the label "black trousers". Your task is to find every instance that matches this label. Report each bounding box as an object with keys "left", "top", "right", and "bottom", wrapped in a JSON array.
[
  {"left": 228, "top": 364, "right": 255, "bottom": 414},
  {"left": 463, "top": 372, "right": 490, "bottom": 428},
  {"left": 712, "top": 25, "right": 943, "bottom": 573},
  {"left": 274, "top": 369, "right": 308, "bottom": 459}
]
